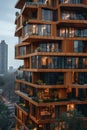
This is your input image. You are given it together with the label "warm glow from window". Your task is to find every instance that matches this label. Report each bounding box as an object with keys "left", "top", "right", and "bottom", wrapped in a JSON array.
[
  {"left": 41, "top": 57, "right": 48, "bottom": 65},
  {"left": 32, "top": 25, "right": 38, "bottom": 34},
  {"left": 45, "top": 0, "right": 48, "bottom": 4},
  {"left": 65, "top": 14, "right": 70, "bottom": 19},
  {"left": 64, "top": 0, "right": 69, "bottom": 3},
  {"left": 67, "top": 104, "right": 75, "bottom": 111}
]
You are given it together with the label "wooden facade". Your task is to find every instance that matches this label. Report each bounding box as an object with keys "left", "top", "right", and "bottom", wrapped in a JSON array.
[{"left": 15, "top": 0, "right": 87, "bottom": 130}]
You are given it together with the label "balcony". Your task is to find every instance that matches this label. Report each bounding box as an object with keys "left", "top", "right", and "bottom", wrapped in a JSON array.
[
  {"left": 38, "top": 106, "right": 55, "bottom": 121},
  {"left": 25, "top": 1, "right": 47, "bottom": 6},
  {"left": 25, "top": 0, "right": 55, "bottom": 7},
  {"left": 57, "top": 28, "right": 87, "bottom": 38},
  {"left": 61, "top": 12, "right": 87, "bottom": 20},
  {"left": 59, "top": 0, "right": 83, "bottom": 4},
  {"left": 16, "top": 102, "right": 29, "bottom": 113},
  {"left": 15, "top": 71, "right": 32, "bottom": 83},
  {"left": 32, "top": 56, "right": 87, "bottom": 69},
  {"left": 23, "top": 24, "right": 51, "bottom": 38}
]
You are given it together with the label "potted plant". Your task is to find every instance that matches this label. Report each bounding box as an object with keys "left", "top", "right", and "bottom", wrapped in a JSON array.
[
  {"left": 35, "top": 47, "right": 42, "bottom": 52},
  {"left": 36, "top": 79, "right": 43, "bottom": 85},
  {"left": 54, "top": 91, "right": 58, "bottom": 101},
  {"left": 37, "top": 91, "right": 44, "bottom": 102}
]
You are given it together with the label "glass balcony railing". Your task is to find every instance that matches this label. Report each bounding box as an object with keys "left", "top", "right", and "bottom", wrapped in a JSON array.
[
  {"left": 25, "top": 0, "right": 55, "bottom": 6},
  {"left": 62, "top": 12, "right": 87, "bottom": 20},
  {"left": 74, "top": 48, "right": 87, "bottom": 53},
  {"left": 23, "top": 24, "right": 51, "bottom": 37},
  {"left": 16, "top": 71, "right": 32, "bottom": 83},
  {"left": 25, "top": 1, "right": 47, "bottom": 6},
  {"left": 17, "top": 102, "right": 29, "bottom": 112},
  {"left": 59, "top": 0, "right": 83, "bottom": 4},
  {"left": 58, "top": 28, "right": 87, "bottom": 38},
  {"left": 32, "top": 56, "right": 87, "bottom": 69}
]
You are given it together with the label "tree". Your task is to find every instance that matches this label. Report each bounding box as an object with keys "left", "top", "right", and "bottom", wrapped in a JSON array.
[
  {"left": 60, "top": 109, "right": 87, "bottom": 130},
  {"left": 0, "top": 101, "right": 9, "bottom": 130},
  {"left": 0, "top": 76, "right": 5, "bottom": 86}
]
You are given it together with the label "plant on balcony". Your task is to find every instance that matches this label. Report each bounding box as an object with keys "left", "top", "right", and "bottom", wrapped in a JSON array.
[
  {"left": 15, "top": 11, "right": 19, "bottom": 17},
  {"left": 83, "top": 13, "right": 87, "bottom": 19},
  {"left": 36, "top": 47, "right": 42, "bottom": 52},
  {"left": 59, "top": 109, "right": 86, "bottom": 130},
  {"left": 28, "top": 88, "right": 33, "bottom": 97},
  {"left": 37, "top": 91, "right": 44, "bottom": 102},
  {"left": 54, "top": 91, "right": 58, "bottom": 101},
  {"left": 26, "top": 120, "right": 34, "bottom": 129},
  {"left": 36, "top": 79, "right": 43, "bottom": 85},
  {"left": 35, "top": 47, "right": 42, "bottom": 52},
  {"left": 22, "top": 19, "right": 28, "bottom": 26}
]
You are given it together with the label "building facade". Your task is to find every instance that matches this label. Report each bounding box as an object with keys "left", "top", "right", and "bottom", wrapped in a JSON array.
[
  {"left": 15, "top": 0, "right": 87, "bottom": 130},
  {"left": 0, "top": 40, "right": 8, "bottom": 74}
]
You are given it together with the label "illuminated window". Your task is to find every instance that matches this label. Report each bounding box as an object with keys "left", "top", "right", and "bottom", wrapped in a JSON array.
[
  {"left": 32, "top": 25, "right": 38, "bottom": 34},
  {"left": 67, "top": 104, "right": 75, "bottom": 111}
]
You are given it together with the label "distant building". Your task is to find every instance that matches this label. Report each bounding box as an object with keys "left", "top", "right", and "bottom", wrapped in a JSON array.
[
  {"left": 0, "top": 40, "right": 8, "bottom": 74},
  {"left": 9, "top": 66, "right": 14, "bottom": 72}
]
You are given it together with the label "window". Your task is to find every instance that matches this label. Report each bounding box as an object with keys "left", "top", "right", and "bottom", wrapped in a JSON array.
[
  {"left": 42, "top": 9, "right": 53, "bottom": 21},
  {"left": 58, "top": 27, "right": 87, "bottom": 38}
]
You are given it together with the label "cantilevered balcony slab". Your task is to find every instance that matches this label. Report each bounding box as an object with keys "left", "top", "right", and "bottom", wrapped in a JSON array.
[
  {"left": 15, "top": 0, "right": 25, "bottom": 9},
  {"left": 16, "top": 79, "right": 66, "bottom": 89},
  {"left": 15, "top": 103, "right": 28, "bottom": 116},
  {"left": 15, "top": 52, "right": 87, "bottom": 60},
  {"left": 15, "top": 26, "right": 22, "bottom": 37},
  {"left": 15, "top": 116, "right": 29, "bottom": 130},
  {"left": 15, "top": 90, "right": 87, "bottom": 107},
  {"left": 59, "top": 3, "right": 87, "bottom": 9},
  {"left": 21, "top": 68, "right": 87, "bottom": 72},
  {"left": 57, "top": 20, "right": 87, "bottom": 28}
]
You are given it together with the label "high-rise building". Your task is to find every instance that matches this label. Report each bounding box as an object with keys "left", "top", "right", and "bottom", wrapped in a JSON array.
[
  {"left": 15, "top": 0, "right": 87, "bottom": 130},
  {"left": 0, "top": 40, "right": 8, "bottom": 74}
]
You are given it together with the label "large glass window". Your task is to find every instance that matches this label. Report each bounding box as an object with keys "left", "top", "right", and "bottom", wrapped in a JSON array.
[
  {"left": 58, "top": 27, "right": 87, "bottom": 38},
  {"left": 24, "top": 24, "right": 29, "bottom": 36},
  {"left": 40, "top": 42, "right": 62, "bottom": 52},
  {"left": 74, "top": 72, "right": 87, "bottom": 84},
  {"left": 23, "top": 72, "right": 32, "bottom": 82},
  {"left": 24, "top": 24, "right": 51, "bottom": 36},
  {"left": 42, "top": 9, "right": 53, "bottom": 21},
  {"left": 59, "top": 0, "right": 82, "bottom": 4},
  {"left": 20, "top": 46, "right": 26, "bottom": 55},
  {"left": 62, "top": 11, "right": 85, "bottom": 20},
  {"left": 40, "top": 72, "right": 64, "bottom": 85},
  {"left": 74, "top": 41, "right": 87, "bottom": 53},
  {"left": 31, "top": 56, "right": 87, "bottom": 69}
]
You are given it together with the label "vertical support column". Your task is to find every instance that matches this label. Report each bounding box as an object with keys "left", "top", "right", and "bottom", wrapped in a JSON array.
[
  {"left": 30, "top": 57, "right": 32, "bottom": 69},
  {"left": 76, "top": 88, "right": 78, "bottom": 97},
  {"left": 51, "top": 24, "right": 56, "bottom": 37},
  {"left": 64, "top": 72, "right": 72, "bottom": 93},
  {"left": 62, "top": 40, "right": 74, "bottom": 53},
  {"left": 38, "top": 7, "right": 42, "bottom": 20},
  {"left": 58, "top": 6, "right": 61, "bottom": 21}
]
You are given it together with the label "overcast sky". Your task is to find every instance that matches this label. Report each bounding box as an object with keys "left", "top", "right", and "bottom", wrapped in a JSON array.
[{"left": 0, "top": 0, "right": 23, "bottom": 69}]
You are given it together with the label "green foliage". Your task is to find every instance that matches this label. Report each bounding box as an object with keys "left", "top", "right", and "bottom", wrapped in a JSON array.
[
  {"left": 0, "top": 76, "right": 5, "bottom": 86},
  {"left": 0, "top": 101, "right": 9, "bottom": 130},
  {"left": 60, "top": 109, "right": 87, "bottom": 130}
]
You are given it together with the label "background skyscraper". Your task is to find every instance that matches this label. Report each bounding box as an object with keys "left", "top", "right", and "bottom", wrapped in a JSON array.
[{"left": 0, "top": 40, "right": 8, "bottom": 74}]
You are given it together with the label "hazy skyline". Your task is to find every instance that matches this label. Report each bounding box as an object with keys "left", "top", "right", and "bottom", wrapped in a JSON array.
[{"left": 0, "top": 0, "right": 23, "bottom": 69}]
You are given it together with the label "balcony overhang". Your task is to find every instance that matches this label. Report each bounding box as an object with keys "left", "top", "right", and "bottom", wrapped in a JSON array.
[
  {"left": 15, "top": 0, "right": 25, "bottom": 9},
  {"left": 59, "top": 4, "right": 87, "bottom": 10},
  {"left": 57, "top": 20, "right": 87, "bottom": 28}
]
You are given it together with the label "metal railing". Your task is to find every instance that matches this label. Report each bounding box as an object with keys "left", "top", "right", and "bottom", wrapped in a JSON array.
[{"left": 26, "top": 1, "right": 46, "bottom": 6}]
